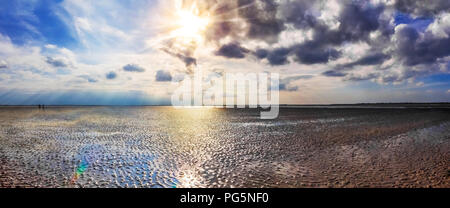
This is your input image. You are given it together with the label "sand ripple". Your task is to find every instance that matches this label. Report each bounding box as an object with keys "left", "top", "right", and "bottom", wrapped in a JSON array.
[{"left": 0, "top": 107, "right": 449, "bottom": 188}]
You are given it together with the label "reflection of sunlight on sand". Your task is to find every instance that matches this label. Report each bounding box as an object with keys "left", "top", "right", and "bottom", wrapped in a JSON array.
[
  {"left": 173, "top": 107, "right": 218, "bottom": 119},
  {"left": 166, "top": 107, "right": 224, "bottom": 152},
  {"left": 176, "top": 165, "right": 205, "bottom": 188},
  {"left": 166, "top": 108, "right": 224, "bottom": 188}
]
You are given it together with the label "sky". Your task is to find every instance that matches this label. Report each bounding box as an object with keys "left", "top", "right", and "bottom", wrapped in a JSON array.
[{"left": 0, "top": 0, "right": 449, "bottom": 105}]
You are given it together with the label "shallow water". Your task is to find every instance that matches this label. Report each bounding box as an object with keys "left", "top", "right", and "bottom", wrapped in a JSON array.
[{"left": 0, "top": 107, "right": 449, "bottom": 187}]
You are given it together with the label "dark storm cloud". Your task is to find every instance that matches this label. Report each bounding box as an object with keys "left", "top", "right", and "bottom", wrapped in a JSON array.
[
  {"left": 106, "top": 71, "right": 117, "bottom": 80},
  {"left": 237, "top": 0, "right": 285, "bottom": 43},
  {"left": 395, "top": 25, "right": 450, "bottom": 66},
  {"left": 394, "top": 0, "right": 450, "bottom": 17},
  {"left": 266, "top": 48, "right": 290, "bottom": 65},
  {"left": 282, "top": 1, "right": 385, "bottom": 45},
  {"left": 258, "top": 43, "right": 341, "bottom": 65},
  {"left": 332, "top": 3, "right": 385, "bottom": 43},
  {"left": 199, "top": 0, "right": 285, "bottom": 43},
  {"left": 155, "top": 70, "right": 172, "bottom": 82},
  {"left": 254, "top": 49, "right": 268, "bottom": 59},
  {"left": 123, "top": 64, "right": 145, "bottom": 72},
  {"left": 280, "top": 0, "right": 316, "bottom": 29},
  {"left": 46, "top": 57, "right": 69, "bottom": 68},
  {"left": 251, "top": 1, "right": 383, "bottom": 65},
  {"left": 292, "top": 43, "right": 342, "bottom": 64},
  {"left": 203, "top": 2, "right": 242, "bottom": 43},
  {"left": 215, "top": 42, "right": 250, "bottom": 59}
]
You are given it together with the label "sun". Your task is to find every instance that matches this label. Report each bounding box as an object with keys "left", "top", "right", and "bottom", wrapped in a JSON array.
[
  {"left": 170, "top": 2, "right": 211, "bottom": 43},
  {"left": 175, "top": 10, "right": 210, "bottom": 37},
  {"left": 152, "top": 0, "right": 216, "bottom": 73}
]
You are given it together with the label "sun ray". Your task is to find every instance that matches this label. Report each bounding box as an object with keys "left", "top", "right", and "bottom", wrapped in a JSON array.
[{"left": 208, "top": 1, "right": 256, "bottom": 19}]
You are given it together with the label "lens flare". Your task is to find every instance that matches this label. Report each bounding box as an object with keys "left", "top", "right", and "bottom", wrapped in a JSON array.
[
  {"left": 69, "top": 144, "right": 104, "bottom": 185},
  {"left": 170, "top": 3, "right": 210, "bottom": 43},
  {"left": 70, "top": 158, "right": 89, "bottom": 184}
]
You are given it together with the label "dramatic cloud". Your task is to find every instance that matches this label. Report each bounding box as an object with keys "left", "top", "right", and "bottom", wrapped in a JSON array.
[
  {"left": 427, "top": 13, "right": 450, "bottom": 38},
  {"left": 280, "top": 0, "right": 316, "bottom": 30},
  {"left": 247, "top": 1, "right": 385, "bottom": 66},
  {"left": 237, "top": 0, "right": 285, "bottom": 43},
  {"left": 195, "top": 0, "right": 449, "bottom": 85},
  {"left": 282, "top": 0, "right": 385, "bottom": 43},
  {"left": 155, "top": 70, "right": 172, "bottom": 82},
  {"left": 215, "top": 42, "right": 250, "bottom": 59},
  {"left": 260, "top": 43, "right": 342, "bottom": 66},
  {"left": 265, "top": 48, "right": 290, "bottom": 65},
  {"left": 394, "top": 0, "right": 450, "bottom": 17},
  {"left": 254, "top": 49, "right": 269, "bottom": 59},
  {"left": 106, "top": 71, "right": 117, "bottom": 80},
  {"left": 394, "top": 24, "right": 450, "bottom": 66},
  {"left": 293, "top": 43, "right": 341, "bottom": 64},
  {"left": 123, "top": 64, "right": 146, "bottom": 72},
  {"left": 157, "top": 0, "right": 448, "bottom": 87}
]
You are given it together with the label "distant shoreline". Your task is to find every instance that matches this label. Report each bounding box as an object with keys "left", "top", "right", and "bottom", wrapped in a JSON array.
[{"left": 0, "top": 103, "right": 450, "bottom": 108}]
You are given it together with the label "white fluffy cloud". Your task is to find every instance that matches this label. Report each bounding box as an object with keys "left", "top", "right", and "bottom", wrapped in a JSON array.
[{"left": 427, "top": 13, "right": 450, "bottom": 38}]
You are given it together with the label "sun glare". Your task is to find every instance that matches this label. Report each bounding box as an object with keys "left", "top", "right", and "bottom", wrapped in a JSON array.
[{"left": 170, "top": 3, "right": 210, "bottom": 43}]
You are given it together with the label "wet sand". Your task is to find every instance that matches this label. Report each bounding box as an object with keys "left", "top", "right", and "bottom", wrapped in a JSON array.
[{"left": 0, "top": 106, "right": 449, "bottom": 188}]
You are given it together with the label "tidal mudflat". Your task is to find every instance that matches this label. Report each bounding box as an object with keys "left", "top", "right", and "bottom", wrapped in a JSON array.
[{"left": 0, "top": 106, "right": 449, "bottom": 188}]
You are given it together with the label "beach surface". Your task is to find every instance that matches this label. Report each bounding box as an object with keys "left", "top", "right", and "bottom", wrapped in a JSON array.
[{"left": 0, "top": 106, "right": 449, "bottom": 188}]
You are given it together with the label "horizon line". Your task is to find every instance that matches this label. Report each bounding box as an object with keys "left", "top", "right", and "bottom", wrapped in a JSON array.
[{"left": 0, "top": 102, "right": 449, "bottom": 107}]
